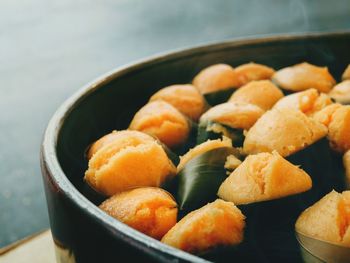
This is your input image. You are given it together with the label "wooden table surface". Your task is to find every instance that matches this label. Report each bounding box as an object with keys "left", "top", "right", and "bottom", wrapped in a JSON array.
[{"left": 1, "top": 0, "right": 350, "bottom": 251}]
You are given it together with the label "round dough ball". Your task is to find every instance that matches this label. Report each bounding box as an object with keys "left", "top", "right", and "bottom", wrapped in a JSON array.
[
  {"left": 272, "top": 62, "right": 336, "bottom": 93},
  {"left": 100, "top": 187, "right": 177, "bottom": 240},
  {"left": 129, "top": 101, "right": 190, "bottom": 148},
  {"left": 192, "top": 64, "right": 239, "bottom": 94},
  {"left": 313, "top": 104, "right": 350, "bottom": 152},
  {"left": 234, "top": 62, "right": 275, "bottom": 86},
  {"left": 295, "top": 190, "right": 350, "bottom": 247},
  {"left": 273, "top": 88, "right": 332, "bottom": 116},
  {"left": 161, "top": 199, "right": 245, "bottom": 253},
  {"left": 218, "top": 151, "right": 312, "bottom": 205},
  {"left": 87, "top": 130, "right": 154, "bottom": 160},
  {"left": 244, "top": 108, "right": 327, "bottom": 157},
  {"left": 85, "top": 130, "right": 176, "bottom": 196},
  {"left": 229, "top": 80, "right": 283, "bottom": 110},
  {"left": 200, "top": 102, "right": 264, "bottom": 130},
  {"left": 149, "top": 84, "right": 206, "bottom": 121}
]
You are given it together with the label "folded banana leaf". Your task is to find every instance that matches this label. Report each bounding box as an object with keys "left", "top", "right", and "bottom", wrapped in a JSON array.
[
  {"left": 204, "top": 88, "right": 236, "bottom": 106},
  {"left": 196, "top": 121, "right": 244, "bottom": 147},
  {"left": 175, "top": 147, "right": 240, "bottom": 215},
  {"left": 156, "top": 139, "right": 180, "bottom": 166},
  {"left": 287, "top": 137, "right": 346, "bottom": 205}
]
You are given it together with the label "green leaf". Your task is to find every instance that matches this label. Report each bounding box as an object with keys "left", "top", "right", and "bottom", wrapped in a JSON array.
[
  {"left": 154, "top": 138, "right": 180, "bottom": 166},
  {"left": 196, "top": 121, "right": 244, "bottom": 147},
  {"left": 287, "top": 137, "right": 346, "bottom": 205},
  {"left": 204, "top": 88, "right": 236, "bottom": 106},
  {"left": 176, "top": 147, "right": 240, "bottom": 214}
]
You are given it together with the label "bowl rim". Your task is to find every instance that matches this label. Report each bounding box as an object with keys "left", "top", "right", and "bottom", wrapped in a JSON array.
[{"left": 41, "top": 30, "right": 350, "bottom": 262}]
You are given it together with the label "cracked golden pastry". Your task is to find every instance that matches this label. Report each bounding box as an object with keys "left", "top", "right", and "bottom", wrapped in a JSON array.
[
  {"left": 161, "top": 199, "right": 245, "bottom": 253},
  {"left": 273, "top": 88, "right": 332, "bottom": 115},
  {"left": 129, "top": 100, "right": 190, "bottom": 148},
  {"left": 234, "top": 62, "right": 275, "bottom": 86},
  {"left": 218, "top": 151, "right": 312, "bottom": 205},
  {"left": 149, "top": 84, "right": 206, "bottom": 121},
  {"left": 313, "top": 104, "right": 350, "bottom": 152},
  {"left": 272, "top": 62, "right": 336, "bottom": 93},
  {"left": 192, "top": 64, "right": 239, "bottom": 94},
  {"left": 295, "top": 190, "right": 350, "bottom": 247},
  {"left": 229, "top": 80, "right": 283, "bottom": 110},
  {"left": 243, "top": 108, "right": 327, "bottom": 157},
  {"left": 200, "top": 102, "right": 264, "bottom": 131},
  {"left": 100, "top": 187, "right": 177, "bottom": 240},
  {"left": 85, "top": 130, "right": 176, "bottom": 196}
]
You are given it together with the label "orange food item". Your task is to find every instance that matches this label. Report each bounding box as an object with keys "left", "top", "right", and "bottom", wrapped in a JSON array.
[
  {"left": 295, "top": 190, "right": 350, "bottom": 247},
  {"left": 199, "top": 102, "right": 264, "bottom": 130},
  {"left": 87, "top": 130, "right": 153, "bottom": 160},
  {"left": 161, "top": 199, "right": 245, "bottom": 253},
  {"left": 84, "top": 130, "right": 176, "bottom": 196},
  {"left": 149, "top": 84, "right": 206, "bottom": 121},
  {"left": 273, "top": 88, "right": 332, "bottom": 116},
  {"left": 192, "top": 64, "right": 239, "bottom": 94},
  {"left": 329, "top": 80, "right": 350, "bottom": 104},
  {"left": 234, "top": 62, "right": 275, "bottom": 86},
  {"left": 272, "top": 62, "right": 336, "bottom": 93},
  {"left": 313, "top": 104, "right": 350, "bottom": 152},
  {"left": 229, "top": 80, "right": 283, "bottom": 110},
  {"left": 100, "top": 187, "right": 178, "bottom": 240},
  {"left": 129, "top": 101, "right": 190, "bottom": 148},
  {"left": 218, "top": 151, "right": 312, "bottom": 205},
  {"left": 244, "top": 108, "right": 327, "bottom": 157},
  {"left": 177, "top": 137, "right": 232, "bottom": 172}
]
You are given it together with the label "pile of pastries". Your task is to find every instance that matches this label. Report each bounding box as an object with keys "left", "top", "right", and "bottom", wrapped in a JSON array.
[{"left": 84, "top": 62, "right": 350, "bottom": 255}]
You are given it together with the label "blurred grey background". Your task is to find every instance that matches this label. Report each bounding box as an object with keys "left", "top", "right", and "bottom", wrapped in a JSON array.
[{"left": 1, "top": 0, "right": 350, "bottom": 248}]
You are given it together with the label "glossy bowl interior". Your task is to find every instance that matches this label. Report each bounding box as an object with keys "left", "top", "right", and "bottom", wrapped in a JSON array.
[{"left": 41, "top": 32, "right": 350, "bottom": 263}]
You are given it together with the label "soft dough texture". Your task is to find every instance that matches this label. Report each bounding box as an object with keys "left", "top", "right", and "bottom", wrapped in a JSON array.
[
  {"left": 192, "top": 64, "right": 239, "bottom": 94},
  {"left": 149, "top": 84, "right": 206, "bottom": 121},
  {"left": 328, "top": 80, "right": 350, "bottom": 104},
  {"left": 273, "top": 88, "right": 332, "bottom": 116},
  {"left": 129, "top": 100, "right": 190, "bottom": 148},
  {"left": 218, "top": 151, "right": 312, "bottom": 204},
  {"left": 272, "top": 62, "right": 336, "bottom": 93},
  {"left": 229, "top": 80, "right": 283, "bottom": 110},
  {"left": 87, "top": 130, "right": 154, "bottom": 160},
  {"left": 161, "top": 199, "right": 245, "bottom": 253},
  {"left": 234, "top": 62, "right": 275, "bottom": 86},
  {"left": 295, "top": 190, "right": 350, "bottom": 247},
  {"left": 313, "top": 104, "right": 350, "bottom": 152},
  {"left": 85, "top": 130, "right": 176, "bottom": 196},
  {"left": 200, "top": 102, "right": 264, "bottom": 130},
  {"left": 243, "top": 108, "right": 327, "bottom": 157},
  {"left": 100, "top": 187, "right": 178, "bottom": 240},
  {"left": 177, "top": 137, "right": 232, "bottom": 172}
]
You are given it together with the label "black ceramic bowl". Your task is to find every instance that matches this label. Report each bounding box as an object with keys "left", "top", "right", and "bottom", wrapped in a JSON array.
[{"left": 41, "top": 32, "right": 350, "bottom": 263}]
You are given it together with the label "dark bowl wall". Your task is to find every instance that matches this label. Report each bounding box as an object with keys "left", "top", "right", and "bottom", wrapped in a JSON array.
[{"left": 41, "top": 32, "right": 350, "bottom": 263}]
